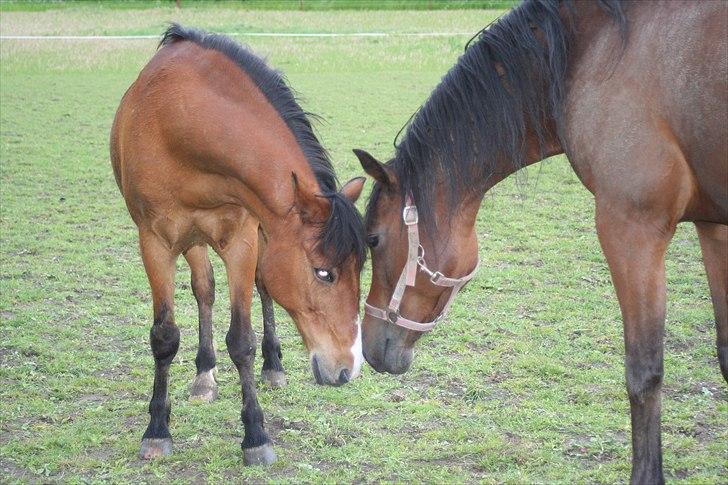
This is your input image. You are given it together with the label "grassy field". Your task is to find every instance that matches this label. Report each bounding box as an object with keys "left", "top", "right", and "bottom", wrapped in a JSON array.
[
  {"left": 0, "top": 1, "right": 519, "bottom": 13},
  {"left": 1, "top": 5, "right": 726, "bottom": 484}
]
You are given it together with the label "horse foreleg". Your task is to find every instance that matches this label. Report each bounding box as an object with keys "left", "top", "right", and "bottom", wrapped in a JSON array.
[
  {"left": 138, "top": 232, "right": 180, "bottom": 459},
  {"left": 257, "top": 277, "right": 286, "bottom": 388},
  {"left": 184, "top": 244, "right": 218, "bottom": 402},
  {"left": 695, "top": 222, "right": 728, "bottom": 383},
  {"left": 220, "top": 227, "right": 276, "bottom": 465},
  {"left": 596, "top": 207, "right": 675, "bottom": 485}
]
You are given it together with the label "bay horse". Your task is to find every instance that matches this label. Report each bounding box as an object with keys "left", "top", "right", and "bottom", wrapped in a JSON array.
[
  {"left": 110, "top": 24, "right": 366, "bottom": 465},
  {"left": 354, "top": 1, "right": 727, "bottom": 482}
]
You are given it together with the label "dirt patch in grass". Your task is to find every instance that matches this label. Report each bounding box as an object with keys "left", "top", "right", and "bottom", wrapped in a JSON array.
[
  {"left": 0, "top": 458, "right": 37, "bottom": 483},
  {"left": 563, "top": 431, "right": 627, "bottom": 471},
  {"left": 0, "top": 346, "right": 14, "bottom": 364},
  {"left": 0, "top": 310, "right": 16, "bottom": 321}
]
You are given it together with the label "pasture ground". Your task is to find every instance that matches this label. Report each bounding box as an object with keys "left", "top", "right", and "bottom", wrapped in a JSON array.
[{"left": 1, "top": 5, "right": 726, "bottom": 484}]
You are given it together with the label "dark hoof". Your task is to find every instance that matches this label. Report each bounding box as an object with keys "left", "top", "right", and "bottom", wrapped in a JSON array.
[
  {"left": 139, "top": 438, "right": 173, "bottom": 459},
  {"left": 189, "top": 369, "right": 218, "bottom": 403},
  {"left": 243, "top": 443, "right": 277, "bottom": 466},
  {"left": 261, "top": 369, "right": 287, "bottom": 388}
]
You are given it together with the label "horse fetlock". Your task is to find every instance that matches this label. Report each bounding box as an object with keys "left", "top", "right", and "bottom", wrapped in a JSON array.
[
  {"left": 147, "top": 397, "right": 171, "bottom": 420},
  {"left": 262, "top": 340, "right": 284, "bottom": 373},
  {"left": 195, "top": 345, "right": 217, "bottom": 374},
  {"left": 262, "top": 337, "right": 282, "bottom": 357}
]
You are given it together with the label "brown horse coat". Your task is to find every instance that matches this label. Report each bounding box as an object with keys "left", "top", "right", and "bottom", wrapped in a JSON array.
[{"left": 111, "top": 25, "right": 366, "bottom": 464}]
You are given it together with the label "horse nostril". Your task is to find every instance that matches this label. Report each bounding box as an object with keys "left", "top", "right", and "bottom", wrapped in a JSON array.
[
  {"left": 338, "top": 368, "right": 351, "bottom": 385},
  {"left": 311, "top": 356, "right": 324, "bottom": 385}
]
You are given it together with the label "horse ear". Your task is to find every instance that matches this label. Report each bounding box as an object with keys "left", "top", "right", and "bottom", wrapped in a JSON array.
[
  {"left": 340, "top": 176, "right": 366, "bottom": 203},
  {"left": 291, "top": 172, "right": 330, "bottom": 224},
  {"left": 353, "top": 149, "right": 396, "bottom": 187}
]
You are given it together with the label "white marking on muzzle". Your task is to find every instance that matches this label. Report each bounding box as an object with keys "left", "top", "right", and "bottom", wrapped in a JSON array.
[{"left": 350, "top": 316, "right": 364, "bottom": 378}]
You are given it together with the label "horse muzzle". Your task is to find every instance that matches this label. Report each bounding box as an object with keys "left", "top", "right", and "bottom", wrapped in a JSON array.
[
  {"left": 362, "top": 317, "right": 415, "bottom": 374},
  {"left": 310, "top": 354, "right": 353, "bottom": 386}
]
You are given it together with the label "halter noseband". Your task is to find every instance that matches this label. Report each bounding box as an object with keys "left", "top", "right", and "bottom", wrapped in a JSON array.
[{"left": 364, "top": 194, "right": 480, "bottom": 333}]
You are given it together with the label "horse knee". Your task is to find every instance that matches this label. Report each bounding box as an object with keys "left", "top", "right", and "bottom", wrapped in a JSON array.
[
  {"left": 150, "top": 307, "right": 180, "bottom": 365},
  {"left": 226, "top": 314, "right": 256, "bottom": 366},
  {"left": 227, "top": 335, "right": 255, "bottom": 365},
  {"left": 626, "top": 361, "right": 663, "bottom": 404}
]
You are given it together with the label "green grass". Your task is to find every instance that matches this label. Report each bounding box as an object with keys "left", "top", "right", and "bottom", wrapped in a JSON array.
[{"left": 1, "top": 6, "right": 726, "bottom": 484}]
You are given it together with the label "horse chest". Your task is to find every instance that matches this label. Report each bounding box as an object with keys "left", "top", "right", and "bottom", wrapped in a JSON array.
[{"left": 148, "top": 205, "right": 253, "bottom": 253}]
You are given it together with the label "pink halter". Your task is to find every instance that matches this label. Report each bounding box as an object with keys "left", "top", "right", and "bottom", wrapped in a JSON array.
[{"left": 364, "top": 194, "right": 480, "bottom": 332}]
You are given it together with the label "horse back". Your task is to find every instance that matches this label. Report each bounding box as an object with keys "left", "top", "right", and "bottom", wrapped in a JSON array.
[{"left": 110, "top": 40, "right": 304, "bottom": 249}]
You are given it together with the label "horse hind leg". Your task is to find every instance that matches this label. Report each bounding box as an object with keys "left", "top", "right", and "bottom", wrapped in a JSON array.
[
  {"left": 257, "top": 278, "right": 286, "bottom": 388},
  {"left": 138, "top": 232, "right": 180, "bottom": 459},
  {"left": 184, "top": 244, "right": 219, "bottom": 402},
  {"left": 695, "top": 222, "right": 728, "bottom": 382}
]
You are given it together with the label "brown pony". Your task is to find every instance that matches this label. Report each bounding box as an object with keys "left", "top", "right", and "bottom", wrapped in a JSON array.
[
  {"left": 354, "top": 1, "right": 726, "bottom": 483},
  {"left": 110, "top": 24, "right": 366, "bottom": 465}
]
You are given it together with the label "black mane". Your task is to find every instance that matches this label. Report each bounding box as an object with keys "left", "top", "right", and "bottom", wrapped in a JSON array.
[
  {"left": 366, "top": 0, "right": 626, "bottom": 231},
  {"left": 160, "top": 24, "right": 366, "bottom": 270}
]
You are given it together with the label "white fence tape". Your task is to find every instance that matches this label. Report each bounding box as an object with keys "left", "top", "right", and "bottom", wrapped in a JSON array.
[{"left": 0, "top": 32, "right": 473, "bottom": 40}]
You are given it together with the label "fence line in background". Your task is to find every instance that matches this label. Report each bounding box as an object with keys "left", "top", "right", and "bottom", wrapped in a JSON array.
[{"left": 0, "top": 31, "right": 475, "bottom": 40}]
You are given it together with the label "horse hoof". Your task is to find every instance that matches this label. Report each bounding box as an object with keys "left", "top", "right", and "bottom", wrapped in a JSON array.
[
  {"left": 139, "top": 438, "right": 173, "bottom": 459},
  {"left": 243, "top": 443, "right": 277, "bottom": 466},
  {"left": 189, "top": 369, "right": 218, "bottom": 402},
  {"left": 261, "top": 369, "right": 287, "bottom": 388}
]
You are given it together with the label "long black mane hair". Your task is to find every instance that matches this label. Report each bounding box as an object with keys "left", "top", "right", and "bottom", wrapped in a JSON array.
[
  {"left": 367, "top": 0, "right": 626, "bottom": 230},
  {"left": 160, "top": 24, "right": 367, "bottom": 270}
]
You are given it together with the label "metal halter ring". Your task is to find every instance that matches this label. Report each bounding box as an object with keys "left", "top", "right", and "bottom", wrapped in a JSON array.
[{"left": 402, "top": 205, "right": 418, "bottom": 225}]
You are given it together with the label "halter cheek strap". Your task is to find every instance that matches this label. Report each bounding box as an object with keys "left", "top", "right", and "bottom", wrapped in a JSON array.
[{"left": 364, "top": 194, "right": 480, "bottom": 333}]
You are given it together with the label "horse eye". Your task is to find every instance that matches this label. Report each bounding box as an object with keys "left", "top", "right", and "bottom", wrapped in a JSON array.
[
  {"left": 313, "top": 267, "right": 334, "bottom": 283},
  {"left": 366, "top": 234, "right": 379, "bottom": 248}
]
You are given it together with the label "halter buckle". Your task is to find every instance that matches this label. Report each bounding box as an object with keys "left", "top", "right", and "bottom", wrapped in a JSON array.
[
  {"left": 387, "top": 311, "right": 399, "bottom": 324},
  {"left": 402, "top": 205, "right": 418, "bottom": 225},
  {"left": 429, "top": 271, "right": 444, "bottom": 284}
]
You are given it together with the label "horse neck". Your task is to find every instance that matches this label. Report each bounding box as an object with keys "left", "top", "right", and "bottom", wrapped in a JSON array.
[
  {"left": 437, "top": 124, "right": 563, "bottom": 241},
  {"left": 428, "top": 0, "right": 622, "bottom": 249},
  {"left": 234, "top": 151, "right": 321, "bottom": 237},
  {"left": 485, "top": 124, "right": 564, "bottom": 193}
]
